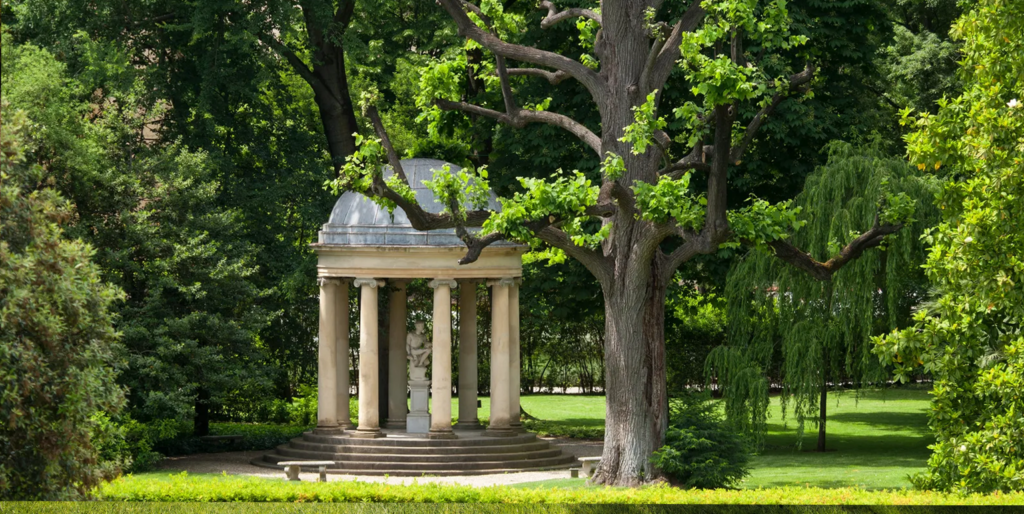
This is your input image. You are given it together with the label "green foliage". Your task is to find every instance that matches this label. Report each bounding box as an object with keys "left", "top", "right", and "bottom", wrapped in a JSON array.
[
  {"left": 91, "top": 414, "right": 177, "bottom": 475},
  {"left": 633, "top": 173, "right": 706, "bottom": 229},
  {"left": 423, "top": 164, "right": 492, "bottom": 220},
  {"left": 714, "top": 143, "right": 938, "bottom": 445},
  {"left": 0, "top": 104, "right": 125, "bottom": 499},
  {"left": 665, "top": 287, "right": 728, "bottom": 391},
  {"left": 726, "top": 198, "right": 805, "bottom": 246},
  {"left": 678, "top": 0, "right": 808, "bottom": 110},
  {"left": 652, "top": 392, "right": 751, "bottom": 489},
  {"left": 620, "top": 91, "right": 667, "bottom": 155},
  {"left": 0, "top": 34, "right": 272, "bottom": 435},
  {"left": 874, "top": 0, "right": 1024, "bottom": 494},
  {"left": 95, "top": 472, "right": 1024, "bottom": 505},
  {"left": 484, "top": 172, "right": 600, "bottom": 243}
]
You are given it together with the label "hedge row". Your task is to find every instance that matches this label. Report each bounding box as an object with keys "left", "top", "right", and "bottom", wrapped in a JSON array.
[{"left": 89, "top": 473, "right": 1024, "bottom": 506}]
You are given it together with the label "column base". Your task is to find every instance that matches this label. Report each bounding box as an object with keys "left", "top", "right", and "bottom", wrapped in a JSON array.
[
  {"left": 349, "top": 428, "right": 385, "bottom": 439},
  {"left": 338, "top": 419, "right": 356, "bottom": 430},
  {"left": 484, "top": 427, "right": 516, "bottom": 437},
  {"left": 314, "top": 425, "right": 344, "bottom": 435},
  {"left": 453, "top": 420, "right": 484, "bottom": 430},
  {"left": 427, "top": 429, "right": 459, "bottom": 440},
  {"left": 510, "top": 422, "right": 525, "bottom": 433},
  {"left": 384, "top": 420, "right": 407, "bottom": 430}
]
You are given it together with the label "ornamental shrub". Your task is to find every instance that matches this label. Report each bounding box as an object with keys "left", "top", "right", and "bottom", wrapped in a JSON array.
[
  {"left": 0, "top": 104, "right": 125, "bottom": 499},
  {"left": 874, "top": 0, "right": 1024, "bottom": 494},
  {"left": 651, "top": 392, "right": 751, "bottom": 489}
]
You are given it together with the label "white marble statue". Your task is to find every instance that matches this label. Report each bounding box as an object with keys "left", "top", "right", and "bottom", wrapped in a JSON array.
[{"left": 406, "top": 321, "right": 431, "bottom": 380}]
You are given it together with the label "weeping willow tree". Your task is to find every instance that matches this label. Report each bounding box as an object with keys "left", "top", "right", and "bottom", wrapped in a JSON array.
[{"left": 709, "top": 142, "right": 939, "bottom": 451}]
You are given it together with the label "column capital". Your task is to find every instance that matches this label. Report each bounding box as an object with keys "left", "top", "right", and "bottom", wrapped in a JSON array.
[
  {"left": 428, "top": 278, "right": 458, "bottom": 289},
  {"left": 318, "top": 277, "right": 348, "bottom": 288},
  {"left": 487, "top": 277, "right": 516, "bottom": 288},
  {"left": 353, "top": 277, "right": 385, "bottom": 289}
]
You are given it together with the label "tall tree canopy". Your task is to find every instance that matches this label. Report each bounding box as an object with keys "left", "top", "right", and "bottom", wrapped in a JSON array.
[
  {"left": 875, "top": 0, "right": 1024, "bottom": 493},
  {"left": 329, "top": 0, "right": 912, "bottom": 485}
]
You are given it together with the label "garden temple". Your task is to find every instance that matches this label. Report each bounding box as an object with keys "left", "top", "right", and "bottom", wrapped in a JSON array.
[{"left": 254, "top": 159, "right": 576, "bottom": 475}]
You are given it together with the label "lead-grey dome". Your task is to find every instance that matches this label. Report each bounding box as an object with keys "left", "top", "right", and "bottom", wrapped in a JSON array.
[{"left": 319, "top": 158, "right": 511, "bottom": 247}]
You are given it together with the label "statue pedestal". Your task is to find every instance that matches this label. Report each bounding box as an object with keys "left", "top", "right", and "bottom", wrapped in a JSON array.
[{"left": 407, "top": 376, "right": 431, "bottom": 434}]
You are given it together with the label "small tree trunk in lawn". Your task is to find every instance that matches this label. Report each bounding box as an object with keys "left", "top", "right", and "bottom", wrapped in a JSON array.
[
  {"left": 194, "top": 388, "right": 210, "bottom": 437},
  {"left": 592, "top": 261, "right": 668, "bottom": 486},
  {"left": 817, "top": 359, "right": 828, "bottom": 452}
]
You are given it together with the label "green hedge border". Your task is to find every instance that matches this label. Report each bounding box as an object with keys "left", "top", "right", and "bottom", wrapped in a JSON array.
[{"left": 3, "top": 504, "right": 1023, "bottom": 514}]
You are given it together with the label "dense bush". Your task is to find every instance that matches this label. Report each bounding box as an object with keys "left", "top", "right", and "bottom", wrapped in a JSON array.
[
  {"left": 651, "top": 393, "right": 751, "bottom": 489},
  {"left": 153, "top": 423, "right": 310, "bottom": 457},
  {"left": 91, "top": 415, "right": 177, "bottom": 474},
  {"left": 0, "top": 104, "right": 125, "bottom": 499}
]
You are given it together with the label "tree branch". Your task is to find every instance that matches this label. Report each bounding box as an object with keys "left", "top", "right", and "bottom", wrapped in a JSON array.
[
  {"left": 363, "top": 106, "right": 490, "bottom": 231},
  {"left": 365, "top": 105, "right": 409, "bottom": 184},
  {"left": 434, "top": 99, "right": 601, "bottom": 154},
  {"left": 257, "top": 34, "right": 320, "bottom": 93},
  {"left": 538, "top": 0, "right": 601, "bottom": 29},
  {"left": 437, "top": 0, "right": 607, "bottom": 102},
  {"left": 730, "top": 65, "right": 816, "bottom": 164},
  {"left": 648, "top": 1, "right": 706, "bottom": 91},
  {"left": 507, "top": 67, "right": 572, "bottom": 85},
  {"left": 765, "top": 216, "right": 904, "bottom": 281},
  {"left": 536, "top": 226, "right": 613, "bottom": 284}
]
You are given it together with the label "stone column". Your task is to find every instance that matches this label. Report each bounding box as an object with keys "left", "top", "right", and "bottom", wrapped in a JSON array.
[
  {"left": 509, "top": 279, "right": 522, "bottom": 432},
  {"left": 486, "top": 277, "right": 514, "bottom": 437},
  {"left": 316, "top": 277, "right": 343, "bottom": 434},
  {"left": 352, "top": 278, "right": 384, "bottom": 438},
  {"left": 428, "top": 279, "right": 458, "bottom": 439},
  {"left": 336, "top": 279, "right": 353, "bottom": 429},
  {"left": 386, "top": 281, "right": 408, "bottom": 429},
  {"left": 455, "top": 280, "right": 481, "bottom": 430}
]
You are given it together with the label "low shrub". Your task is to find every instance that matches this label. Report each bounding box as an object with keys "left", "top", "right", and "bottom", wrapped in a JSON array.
[
  {"left": 94, "top": 472, "right": 1024, "bottom": 505},
  {"left": 153, "top": 423, "right": 310, "bottom": 457},
  {"left": 92, "top": 414, "right": 178, "bottom": 475},
  {"left": 651, "top": 392, "right": 750, "bottom": 489}
]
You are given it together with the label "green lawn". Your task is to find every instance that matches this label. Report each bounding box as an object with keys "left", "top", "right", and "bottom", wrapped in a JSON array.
[
  {"left": 743, "top": 387, "right": 932, "bottom": 490},
  {"left": 505, "top": 388, "right": 932, "bottom": 490}
]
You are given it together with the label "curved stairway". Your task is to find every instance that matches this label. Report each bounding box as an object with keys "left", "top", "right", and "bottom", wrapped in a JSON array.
[{"left": 252, "top": 429, "right": 578, "bottom": 476}]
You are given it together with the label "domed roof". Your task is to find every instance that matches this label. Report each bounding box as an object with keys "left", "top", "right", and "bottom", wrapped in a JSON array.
[{"left": 319, "top": 158, "right": 513, "bottom": 247}]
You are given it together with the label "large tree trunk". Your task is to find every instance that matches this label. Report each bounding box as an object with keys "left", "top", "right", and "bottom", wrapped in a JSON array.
[
  {"left": 310, "top": 46, "right": 359, "bottom": 169},
  {"left": 592, "top": 261, "right": 669, "bottom": 486}
]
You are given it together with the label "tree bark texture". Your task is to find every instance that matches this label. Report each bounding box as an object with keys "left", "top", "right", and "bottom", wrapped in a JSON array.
[{"left": 593, "top": 259, "right": 669, "bottom": 486}]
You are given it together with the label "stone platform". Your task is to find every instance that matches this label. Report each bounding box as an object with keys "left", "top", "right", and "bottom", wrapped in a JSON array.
[{"left": 251, "top": 428, "right": 577, "bottom": 476}]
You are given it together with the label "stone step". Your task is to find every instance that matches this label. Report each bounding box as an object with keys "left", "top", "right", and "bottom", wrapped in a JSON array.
[
  {"left": 273, "top": 445, "right": 565, "bottom": 463},
  {"left": 249, "top": 456, "right": 576, "bottom": 477},
  {"left": 260, "top": 453, "right": 576, "bottom": 473},
  {"left": 300, "top": 432, "right": 538, "bottom": 447},
  {"left": 287, "top": 439, "right": 554, "bottom": 455}
]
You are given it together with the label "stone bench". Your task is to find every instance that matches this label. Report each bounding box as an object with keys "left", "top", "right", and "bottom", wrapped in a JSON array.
[
  {"left": 578, "top": 457, "right": 601, "bottom": 477},
  {"left": 278, "top": 461, "right": 335, "bottom": 482}
]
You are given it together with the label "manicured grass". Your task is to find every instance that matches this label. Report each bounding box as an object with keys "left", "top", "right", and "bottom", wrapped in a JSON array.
[
  {"left": 494, "top": 388, "right": 933, "bottom": 490},
  {"left": 742, "top": 388, "right": 932, "bottom": 491},
  {"left": 92, "top": 471, "right": 1023, "bottom": 505}
]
